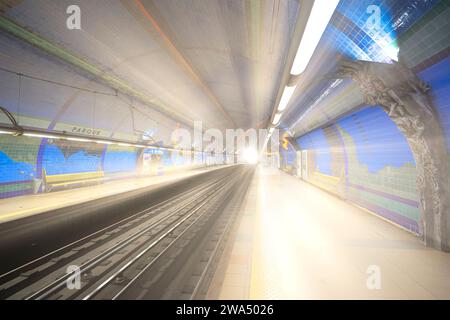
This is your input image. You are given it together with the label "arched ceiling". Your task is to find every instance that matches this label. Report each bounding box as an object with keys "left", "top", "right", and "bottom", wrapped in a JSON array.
[
  {"left": 0, "top": 0, "right": 301, "bottom": 132},
  {"left": 279, "top": 0, "right": 444, "bottom": 139},
  {"left": 1, "top": 0, "right": 445, "bottom": 145}
]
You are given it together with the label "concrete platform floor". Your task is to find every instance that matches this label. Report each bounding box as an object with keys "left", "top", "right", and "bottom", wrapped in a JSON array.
[
  {"left": 0, "top": 166, "right": 222, "bottom": 224},
  {"left": 207, "top": 166, "right": 450, "bottom": 300}
]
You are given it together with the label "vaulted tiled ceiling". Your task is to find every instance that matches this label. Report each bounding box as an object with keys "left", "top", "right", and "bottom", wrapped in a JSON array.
[{"left": 281, "top": 0, "right": 445, "bottom": 138}]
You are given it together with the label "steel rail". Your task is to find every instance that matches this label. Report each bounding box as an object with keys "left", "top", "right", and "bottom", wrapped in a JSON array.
[
  {"left": 189, "top": 170, "right": 253, "bottom": 299},
  {"left": 109, "top": 173, "right": 239, "bottom": 300},
  {"left": 0, "top": 175, "right": 218, "bottom": 284},
  {"left": 25, "top": 173, "right": 236, "bottom": 300}
]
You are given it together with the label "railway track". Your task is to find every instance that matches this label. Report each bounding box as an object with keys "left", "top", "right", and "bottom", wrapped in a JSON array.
[
  {"left": 162, "top": 167, "right": 253, "bottom": 300},
  {"left": 105, "top": 169, "right": 253, "bottom": 300},
  {"left": 0, "top": 166, "right": 252, "bottom": 300}
]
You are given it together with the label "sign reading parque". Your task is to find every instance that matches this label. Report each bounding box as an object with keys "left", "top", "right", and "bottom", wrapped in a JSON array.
[{"left": 71, "top": 126, "right": 102, "bottom": 136}]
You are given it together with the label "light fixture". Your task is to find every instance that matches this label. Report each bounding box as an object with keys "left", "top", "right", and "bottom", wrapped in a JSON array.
[
  {"left": 67, "top": 137, "right": 90, "bottom": 142},
  {"left": 242, "top": 147, "right": 259, "bottom": 164},
  {"left": 267, "top": 1, "right": 338, "bottom": 133},
  {"left": 290, "top": 0, "right": 339, "bottom": 75},
  {"left": 272, "top": 113, "right": 283, "bottom": 125},
  {"left": 269, "top": 127, "right": 275, "bottom": 134},
  {"left": 277, "top": 86, "right": 296, "bottom": 112},
  {"left": 95, "top": 140, "right": 113, "bottom": 145}
]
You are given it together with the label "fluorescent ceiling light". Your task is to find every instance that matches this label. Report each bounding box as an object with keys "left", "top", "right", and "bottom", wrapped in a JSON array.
[
  {"left": 277, "top": 86, "right": 296, "bottom": 112},
  {"left": 66, "top": 137, "right": 90, "bottom": 142},
  {"left": 24, "top": 133, "right": 60, "bottom": 139},
  {"left": 272, "top": 113, "right": 283, "bottom": 125},
  {"left": 290, "top": 0, "right": 339, "bottom": 75}
]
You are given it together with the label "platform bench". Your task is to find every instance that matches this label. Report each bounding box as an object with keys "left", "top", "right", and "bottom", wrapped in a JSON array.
[{"left": 43, "top": 170, "right": 105, "bottom": 192}]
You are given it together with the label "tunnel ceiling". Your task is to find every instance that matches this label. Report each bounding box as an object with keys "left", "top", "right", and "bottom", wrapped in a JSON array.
[
  {"left": 0, "top": 0, "right": 301, "bottom": 131},
  {"left": 279, "top": 0, "right": 444, "bottom": 138}
]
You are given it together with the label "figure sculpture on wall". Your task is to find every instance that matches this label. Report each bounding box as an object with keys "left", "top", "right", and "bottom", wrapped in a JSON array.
[{"left": 338, "top": 58, "right": 449, "bottom": 251}]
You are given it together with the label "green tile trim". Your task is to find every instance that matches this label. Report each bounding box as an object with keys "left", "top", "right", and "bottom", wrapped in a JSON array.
[{"left": 0, "top": 182, "right": 33, "bottom": 193}]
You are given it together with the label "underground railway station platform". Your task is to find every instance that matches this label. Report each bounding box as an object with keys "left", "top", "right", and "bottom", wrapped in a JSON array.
[
  {"left": 0, "top": 0, "right": 449, "bottom": 312},
  {"left": 208, "top": 166, "right": 450, "bottom": 300}
]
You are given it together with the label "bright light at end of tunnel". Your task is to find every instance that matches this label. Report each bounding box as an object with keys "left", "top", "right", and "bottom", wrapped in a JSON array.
[
  {"left": 243, "top": 147, "right": 259, "bottom": 164},
  {"left": 290, "top": 0, "right": 340, "bottom": 75}
]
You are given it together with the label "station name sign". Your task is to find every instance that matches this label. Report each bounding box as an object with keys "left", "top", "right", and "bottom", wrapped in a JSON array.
[{"left": 71, "top": 126, "right": 102, "bottom": 136}]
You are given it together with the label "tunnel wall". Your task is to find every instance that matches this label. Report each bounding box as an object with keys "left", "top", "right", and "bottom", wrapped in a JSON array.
[
  {"left": 0, "top": 134, "right": 207, "bottom": 199},
  {"left": 292, "top": 106, "right": 419, "bottom": 233},
  {"left": 0, "top": 21, "right": 215, "bottom": 200},
  {"left": 281, "top": 54, "right": 450, "bottom": 234},
  {"left": 281, "top": 0, "right": 450, "bottom": 236}
]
